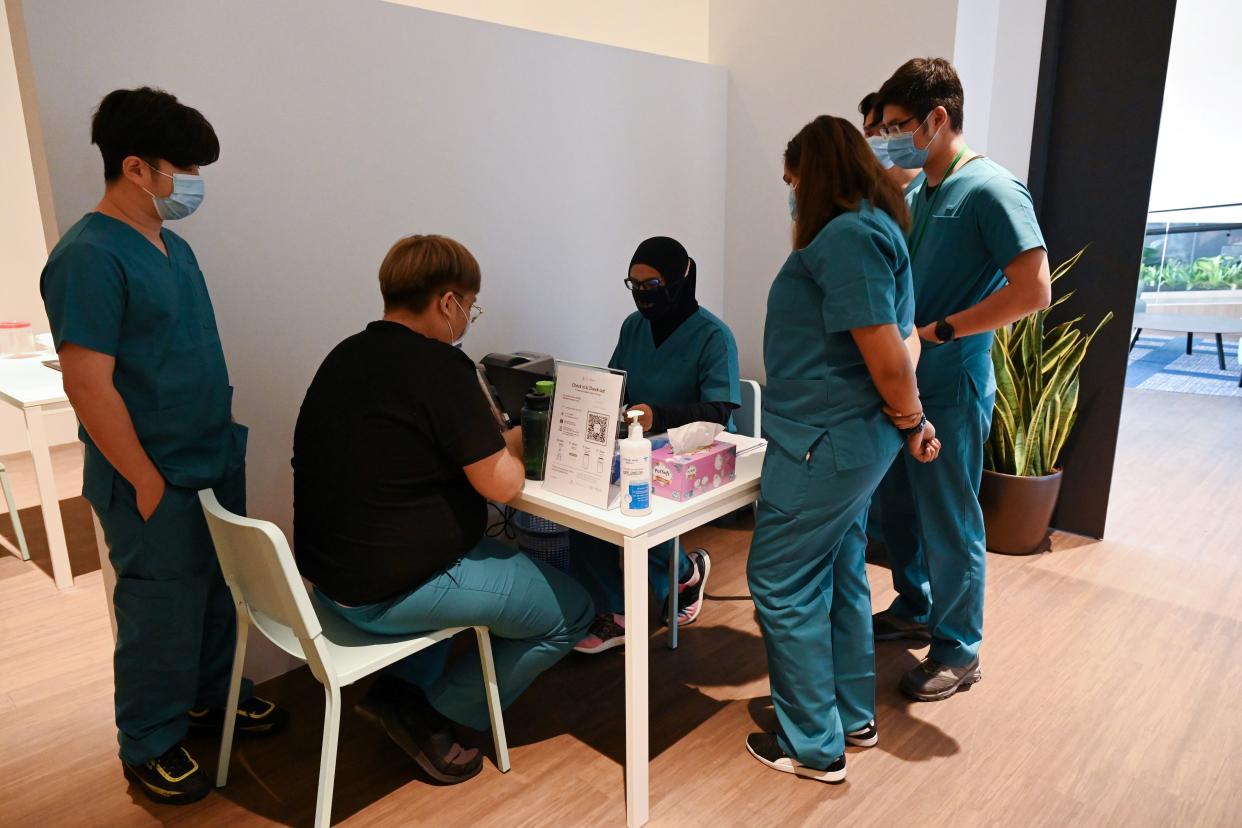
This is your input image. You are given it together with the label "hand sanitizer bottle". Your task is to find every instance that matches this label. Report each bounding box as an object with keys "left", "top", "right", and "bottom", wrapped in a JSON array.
[{"left": 620, "top": 409, "right": 652, "bottom": 516}]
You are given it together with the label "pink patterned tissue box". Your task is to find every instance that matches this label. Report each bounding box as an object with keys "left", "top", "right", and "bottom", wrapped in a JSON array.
[{"left": 651, "top": 440, "right": 737, "bottom": 502}]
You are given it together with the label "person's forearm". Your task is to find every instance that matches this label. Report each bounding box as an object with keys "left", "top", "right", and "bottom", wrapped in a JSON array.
[
  {"left": 941, "top": 279, "right": 1052, "bottom": 339},
  {"left": 64, "top": 381, "right": 161, "bottom": 489},
  {"left": 649, "top": 401, "right": 738, "bottom": 434},
  {"left": 869, "top": 363, "right": 923, "bottom": 419},
  {"left": 904, "top": 329, "right": 922, "bottom": 368}
]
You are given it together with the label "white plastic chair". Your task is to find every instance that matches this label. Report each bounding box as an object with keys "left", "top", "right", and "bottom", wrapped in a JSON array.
[
  {"left": 0, "top": 462, "right": 30, "bottom": 561},
  {"left": 198, "top": 490, "right": 510, "bottom": 828},
  {"left": 735, "top": 379, "right": 763, "bottom": 439},
  {"left": 665, "top": 379, "right": 763, "bottom": 648}
]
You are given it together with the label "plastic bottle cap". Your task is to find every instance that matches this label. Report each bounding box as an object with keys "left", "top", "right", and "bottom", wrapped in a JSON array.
[{"left": 535, "top": 380, "right": 554, "bottom": 396}]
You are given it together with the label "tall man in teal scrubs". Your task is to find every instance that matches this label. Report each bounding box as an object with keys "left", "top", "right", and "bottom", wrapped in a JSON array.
[
  {"left": 870, "top": 59, "right": 1052, "bottom": 701},
  {"left": 41, "top": 88, "right": 286, "bottom": 804}
]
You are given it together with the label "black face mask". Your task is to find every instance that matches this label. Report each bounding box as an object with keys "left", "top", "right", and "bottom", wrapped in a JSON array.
[{"left": 632, "top": 276, "right": 689, "bottom": 320}]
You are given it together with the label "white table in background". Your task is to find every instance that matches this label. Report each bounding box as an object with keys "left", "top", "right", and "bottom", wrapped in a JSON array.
[
  {"left": 510, "top": 433, "right": 767, "bottom": 828},
  {"left": 0, "top": 352, "right": 78, "bottom": 589}
]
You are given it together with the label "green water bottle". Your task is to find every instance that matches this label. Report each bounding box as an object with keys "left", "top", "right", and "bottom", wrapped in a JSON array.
[{"left": 521, "top": 388, "right": 552, "bottom": 480}]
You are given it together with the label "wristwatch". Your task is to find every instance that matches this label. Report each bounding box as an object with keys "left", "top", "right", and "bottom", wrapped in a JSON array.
[{"left": 934, "top": 318, "right": 957, "bottom": 343}]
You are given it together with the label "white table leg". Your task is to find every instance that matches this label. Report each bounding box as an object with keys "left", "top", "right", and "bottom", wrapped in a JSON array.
[
  {"left": 24, "top": 405, "right": 72, "bottom": 589},
  {"left": 623, "top": 532, "right": 650, "bottom": 828}
]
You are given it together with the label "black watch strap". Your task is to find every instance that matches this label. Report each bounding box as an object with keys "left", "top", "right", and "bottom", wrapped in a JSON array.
[
  {"left": 934, "top": 319, "right": 957, "bottom": 343},
  {"left": 900, "top": 414, "right": 928, "bottom": 438}
]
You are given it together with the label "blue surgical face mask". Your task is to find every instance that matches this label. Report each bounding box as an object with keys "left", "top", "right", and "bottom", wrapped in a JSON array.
[
  {"left": 787, "top": 184, "right": 797, "bottom": 218},
  {"left": 144, "top": 163, "right": 204, "bottom": 220},
  {"left": 886, "top": 114, "right": 942, "bottom": 170},
  {"left": 866, "top": 135, "right": 895, "bottom": 169}
]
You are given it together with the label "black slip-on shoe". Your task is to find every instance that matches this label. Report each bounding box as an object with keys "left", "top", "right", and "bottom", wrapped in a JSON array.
[
  {"left": 845, "top": 719, "right": 878, "bottom": 748},
  {"left": 872, "top": 609, "right": 932, "bottom": 642}
]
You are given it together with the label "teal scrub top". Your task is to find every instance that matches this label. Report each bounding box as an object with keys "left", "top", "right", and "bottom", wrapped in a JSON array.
[
  {"left": 608, "top": 306, "right": 741, "bottom": 417},
  {"left": 41, "top": 213, "right": 245, "bottom": 497},
  {"left": 905, "top": 157, "right": 1045, "bottom": 402},
  {"left": 763, "top": 201, "right": 914, "bottom": 470}
]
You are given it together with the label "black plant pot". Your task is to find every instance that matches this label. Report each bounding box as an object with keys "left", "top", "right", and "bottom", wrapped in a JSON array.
[{"left": 979, "top": 468, "right": 1063, "bottom": 555}]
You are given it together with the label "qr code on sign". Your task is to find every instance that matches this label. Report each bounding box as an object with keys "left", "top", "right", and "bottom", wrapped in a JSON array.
[{"left": 585, "top": 411, "right": 610, "bottom": 445}]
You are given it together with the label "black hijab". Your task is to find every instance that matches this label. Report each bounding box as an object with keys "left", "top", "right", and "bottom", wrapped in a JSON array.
[{"left": 628, "top": 236, "right": 700, "bottom": 347}]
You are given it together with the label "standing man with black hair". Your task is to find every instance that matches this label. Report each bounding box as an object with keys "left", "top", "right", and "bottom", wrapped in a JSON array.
[
  {"left": 868, "top": 59, "right": 1051, "bottom": 701},
  {"left": 40, "top": 87, "right": 287, "bottom": 804}
]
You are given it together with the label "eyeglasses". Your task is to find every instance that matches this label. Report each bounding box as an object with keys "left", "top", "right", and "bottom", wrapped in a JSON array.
[
  {"left": 623, "top": 276, "right": 666, "bottom": 292},
  {"left": 874, "top": 115, "right": 922, "bottom": 141},
  {"left": 466, "top": 303, "right": 484, "bottom": 324}
]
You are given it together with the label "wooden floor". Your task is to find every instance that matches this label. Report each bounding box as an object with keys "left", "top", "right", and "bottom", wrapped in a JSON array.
[{"left": 0, "top": 388, "right": 1238, "bottom": 827}]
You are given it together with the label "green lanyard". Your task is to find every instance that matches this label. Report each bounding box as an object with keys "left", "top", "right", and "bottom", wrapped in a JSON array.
[{"left": 907, "top": 146, "right": 969, "bottom": 262}]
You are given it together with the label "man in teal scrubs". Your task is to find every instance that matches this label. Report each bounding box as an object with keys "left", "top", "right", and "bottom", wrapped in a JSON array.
[
  {"left": 571, "top": 237, "right": 741, "bottom": 653},
  {"left": 41, "top": 88, "right": 286, "bottom": 804},
  {"left": 870, "top": 59, "right": 1051, "bottom": 700}
]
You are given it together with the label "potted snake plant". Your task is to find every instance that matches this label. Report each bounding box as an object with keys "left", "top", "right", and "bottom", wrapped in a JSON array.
[{"left": 980, "top": 247, "right": 1113, "bottom": 554}]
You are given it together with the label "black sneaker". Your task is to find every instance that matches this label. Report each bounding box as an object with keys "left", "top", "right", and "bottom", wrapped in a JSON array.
[
  {"left": 188, "top": 696, "right": 290, "bottom": 737},
  {"left": 122, "top": 743, "right": 211, "bottom": 805},
  {"left": 845, "top": 720, "right": 878, "bottom": 748},
  {"left": 377, "top": 686, "right": 483, "bottom": 784},
  {"left": 664, "top": 548, "right": 712, "bottom": 626},
  {"left": 745, "top": 732, "right": 846, "bottom": 783},
  {"left": 872, "top": 609, "right": 932, "bottom": 642}
]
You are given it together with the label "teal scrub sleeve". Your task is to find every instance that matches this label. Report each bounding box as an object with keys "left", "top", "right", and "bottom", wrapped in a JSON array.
[
  {"left": 974, "top": 175, "right": 1046, "bottom": 270},
  {"left": 40, "top": 243, "right": 125, "bottom": 356},
  {"left": 800, "top": 220, "right": 900, "bottom": 335},
  {"left": 697, "top": 327, "right": 742, "bottom": 405}
]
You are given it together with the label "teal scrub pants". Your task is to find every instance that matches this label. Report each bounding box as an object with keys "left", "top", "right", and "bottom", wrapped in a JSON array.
[
  {"left": 321, "top": 538, "right": 593, "bottom": 731},
  {"left": 568, "top": 533, "right": 690, "bottom": 616},
  {"left": 748, "top": 443, "right": 893, "bottom": 769},
  {"left": 93, "top": 466, "right": 252, "bottom": 764},
  {"left": 876, "top": 388, "right": 995, "bottom": 666}
]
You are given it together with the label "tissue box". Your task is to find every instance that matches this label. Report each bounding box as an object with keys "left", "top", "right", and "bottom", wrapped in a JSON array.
[{"left": 651, "top": 440, "right": 736, "bottom": 502}]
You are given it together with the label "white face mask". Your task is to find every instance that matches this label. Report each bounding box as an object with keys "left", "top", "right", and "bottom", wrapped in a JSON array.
[{"left": 445, "top": 293, "right": 474, "bottom": 347}]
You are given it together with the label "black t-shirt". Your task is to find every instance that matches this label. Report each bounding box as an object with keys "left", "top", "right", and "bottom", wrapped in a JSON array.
[{"left": 292, "top": 321, "right": 506, "bottom": 605}]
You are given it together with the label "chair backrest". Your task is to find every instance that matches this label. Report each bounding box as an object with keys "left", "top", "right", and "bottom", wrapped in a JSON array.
[
  {"left": 736, "top": 379, "right": 762, "bottom": 439},
  {"left": 198, "top": 489, "right": 323, "bottom": 647}
]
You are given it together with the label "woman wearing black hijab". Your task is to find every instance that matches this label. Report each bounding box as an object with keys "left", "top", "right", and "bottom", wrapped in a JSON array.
[{"left": 572, "top": 236, "right": 742, "bottom": 654}]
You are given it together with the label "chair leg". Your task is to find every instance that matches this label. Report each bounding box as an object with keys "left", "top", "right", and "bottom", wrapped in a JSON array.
[
  {"left": 314, "top": 682, "right": 343, "bottom": 828},
  {"left": 0, "top": 467, "right": 29, "bottom": 561},
  {"left": 1187, "top": 332, "right": 1194, "bottom": 355},
  {"left": 216, "top": 609, "right": 249, "bottom": 787},
  {"left": 1215, "top": 334, "right": 1226, "bottom": 371},
  {"left": 667, "top": 536, "right": 680, "bottom": 650},
  {"left": 474, "top": 626, "right": 510, "bottom": 773}
]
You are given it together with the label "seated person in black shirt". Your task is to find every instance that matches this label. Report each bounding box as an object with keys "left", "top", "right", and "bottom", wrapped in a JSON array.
[{"left": 292, "top": 234, "right": 593, "bottom": 784}]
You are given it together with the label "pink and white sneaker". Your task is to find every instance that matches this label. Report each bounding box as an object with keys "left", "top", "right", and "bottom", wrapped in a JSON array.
[
  {"left": 574, "top": 613, "right": 626, "bottom": 654},
  {"left": 668, "top": 548, "right": 711, "bottom": 626}
]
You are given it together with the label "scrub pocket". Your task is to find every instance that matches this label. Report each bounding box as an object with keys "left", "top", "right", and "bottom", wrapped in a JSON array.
[{"left": 760, "top": 435, "right": 830, "bottom": 517}]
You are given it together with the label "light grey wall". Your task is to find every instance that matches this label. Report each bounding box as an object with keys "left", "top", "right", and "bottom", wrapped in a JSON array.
[
  {"left": 709, "top": 0, "right": 960, "bottom": 383},
  {"left": 23, "top": 0, "right": 727, "bottom": 534}
]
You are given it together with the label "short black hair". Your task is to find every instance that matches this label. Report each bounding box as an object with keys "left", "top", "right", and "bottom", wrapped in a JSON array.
[
  {"left": 858, "top": 91, "right": 880, "bottom": 125},
  {"left": 90, "top": 87, "right": 219, "bottom": 181},
  {"left": 877, "top": 58, "right": 964, "bottom": 132}
]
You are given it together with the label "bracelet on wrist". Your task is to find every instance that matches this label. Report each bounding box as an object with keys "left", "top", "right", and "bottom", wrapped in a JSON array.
[{"left": 900, "top": 414, "right": 929, "bottom": 438}]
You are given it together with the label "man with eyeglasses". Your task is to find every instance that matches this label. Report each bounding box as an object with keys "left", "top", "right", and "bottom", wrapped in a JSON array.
[
  {"left": 867, "top": 58, "right": 1051, "bottom": 702},
  {"left": 859, "top": 90, "right": 924, "bottom": 194},
  {"left": 292, "top": 234, "right": 593, "bottom": 783}
]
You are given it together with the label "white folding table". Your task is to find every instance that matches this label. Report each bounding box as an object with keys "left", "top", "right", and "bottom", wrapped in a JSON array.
[
  {"left": 0, "top": 353, "right": 79, "bottom": 589},
  {"left": 509, "top": 433, "right": 767, "bottom": 827}
]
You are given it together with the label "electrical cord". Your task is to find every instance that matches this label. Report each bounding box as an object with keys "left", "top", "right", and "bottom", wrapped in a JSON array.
[{"left": 486, "top": 502, "right": 516, "bottom": 540}]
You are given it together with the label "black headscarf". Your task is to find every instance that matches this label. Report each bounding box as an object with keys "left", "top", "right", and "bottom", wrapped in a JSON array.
[{"left": 628, "top": 236, "right": 700, "bottom": 347}]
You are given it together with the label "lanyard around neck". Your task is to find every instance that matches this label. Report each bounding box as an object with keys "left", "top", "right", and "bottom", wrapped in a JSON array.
[{"left": 907, "top": 146, "right": 969, "bottom": 262}]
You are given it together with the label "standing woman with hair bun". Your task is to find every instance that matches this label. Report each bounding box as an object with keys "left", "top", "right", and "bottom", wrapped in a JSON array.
[{"left": 745, "top": 115, "right": 940, "bottom": 783}]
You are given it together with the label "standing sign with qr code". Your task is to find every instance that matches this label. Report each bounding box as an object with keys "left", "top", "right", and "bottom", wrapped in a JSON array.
[{"left": 543, "top": 361, "right": 627, "bottom": 509}]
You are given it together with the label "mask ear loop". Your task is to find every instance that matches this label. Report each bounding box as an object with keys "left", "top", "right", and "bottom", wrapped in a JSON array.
[{"left": 443, "top": 293, "right": 460, "bottom": 342}]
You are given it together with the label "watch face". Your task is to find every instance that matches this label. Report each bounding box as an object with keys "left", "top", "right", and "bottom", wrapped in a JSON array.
[{"left": 936, "top": 321, "right": 954, "bottom": 342}]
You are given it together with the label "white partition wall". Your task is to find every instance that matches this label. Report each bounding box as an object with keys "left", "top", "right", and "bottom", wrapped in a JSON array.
[{"left": 22, "top": 0, "right": 727, "bottom": 542}]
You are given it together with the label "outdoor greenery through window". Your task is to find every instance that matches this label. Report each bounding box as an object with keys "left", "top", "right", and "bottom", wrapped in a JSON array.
[{"left": 1141, "top": 204, "right": 1242, "bottom": 292}]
